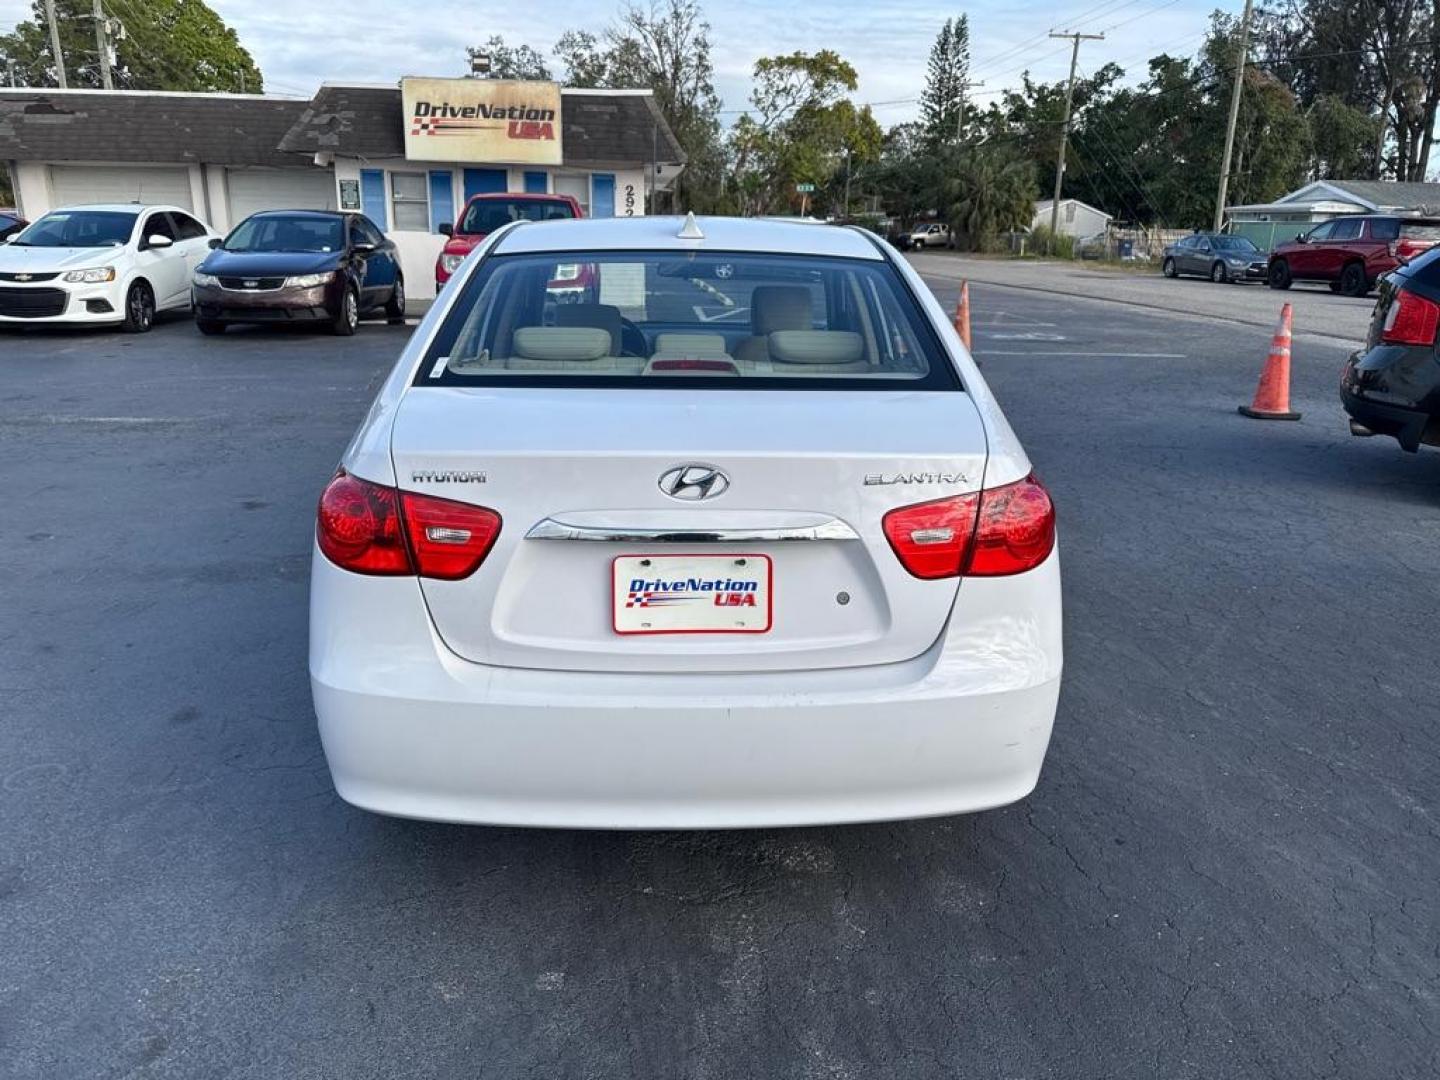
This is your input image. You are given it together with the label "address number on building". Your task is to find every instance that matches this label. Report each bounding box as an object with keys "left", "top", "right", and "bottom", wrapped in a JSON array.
[{"left": 623, "top": 184, "right": 637, "bottom": 216}]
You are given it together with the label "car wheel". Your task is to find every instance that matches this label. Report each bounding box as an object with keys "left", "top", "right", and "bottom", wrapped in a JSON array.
[
  {"left": 196, "top": 320, "right": 226, "bottom": 336},
  {"left": 121, "top": 281, "right": 155, "bottom": 333},
  {"left": 1210, "top": 261, "right": 1228, "bottom": 284},
  {"left": 385, "top": 277, "right": 406, "bottom": 322},
  {"left": 1268, "top": 259, "right": 1292, "bottom": 290},
  {"left": 1162, "top": 257, "right": 1177, "bottom": 278},
  {"left": 331, "top": 287, "right": 359, "bottom": 337},
  {"left": 1340, "top": 262, "right": 1368, "bottom": 297}
]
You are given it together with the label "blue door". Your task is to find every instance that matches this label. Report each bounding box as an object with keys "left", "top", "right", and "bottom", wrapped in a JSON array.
[
  {"left": 591, "top": 173, "right": 616, "bottom": 218},
  {"left": 523, "top": 171, "right": 548, "bottom": 194},
  {"left": 428, "top": 171, "right": 455, "bottom": 233},
  {"left": 463, "top": 169, "right": 507, "bottom": 200},
  {"left": 360, "top": 169, "right": 387, "bottom": 231}
]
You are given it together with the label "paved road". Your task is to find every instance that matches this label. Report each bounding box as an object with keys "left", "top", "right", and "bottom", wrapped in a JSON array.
[
  {"left": 2, "top": 292, "right": 1437, "bottom": 1079},
  {"left": 910, "top": 251, "right": 1377, "bottom": 344}
]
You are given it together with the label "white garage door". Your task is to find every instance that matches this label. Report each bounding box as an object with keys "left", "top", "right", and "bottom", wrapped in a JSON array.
[
  {"left": 49, "top": 165, "right": 193, "bottom": 210},
  {"left": 226, "top": 169, "right": 336, "bottom": 223}
]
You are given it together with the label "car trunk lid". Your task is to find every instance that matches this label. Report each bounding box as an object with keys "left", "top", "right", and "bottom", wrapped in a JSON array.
[{"left": 390, "top": 387, "right": 988, "bottom": 673}]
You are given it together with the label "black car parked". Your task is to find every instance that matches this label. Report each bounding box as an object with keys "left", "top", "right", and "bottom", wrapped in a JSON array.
[
  {"left": 1341, "top": 246, "right": 1440, "bottom": 453},
  {"left": 0, "top": 210, "right": 26, "bottom": 242},
  {"left": 191, "top": 210, "right": 403, "bottom": 335},
  {"left": 1161, "top": 232, "right": 1268, "bottom": 283}
]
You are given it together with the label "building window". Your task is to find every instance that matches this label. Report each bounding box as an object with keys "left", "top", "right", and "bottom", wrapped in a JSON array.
[
  {"left": 391, "top": 171, "right": 429, "bottom": 232},
  {"left": 553, "top": 174, "right": 590, "bottom": 216}
]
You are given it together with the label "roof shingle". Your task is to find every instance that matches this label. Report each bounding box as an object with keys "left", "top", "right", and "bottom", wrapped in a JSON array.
[{"left": 0, "top": 89, "right": 308, "bottom": 167}]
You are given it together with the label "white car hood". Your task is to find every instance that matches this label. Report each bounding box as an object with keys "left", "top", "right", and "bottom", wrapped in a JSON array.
[{"left": 0, "top": 245, "right": 124, "bottom": 273}]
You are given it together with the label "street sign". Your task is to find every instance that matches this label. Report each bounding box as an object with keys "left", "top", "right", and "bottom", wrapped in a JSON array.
[{"left": 795, "top": 183, "right": 815, "bottom": 193}]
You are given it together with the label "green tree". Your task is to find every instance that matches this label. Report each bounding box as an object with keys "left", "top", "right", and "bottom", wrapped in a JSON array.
[
  {"left": 0, "top": 0, "right": 262, "bottom": 92},
  {"left": 728, "top": 50, "right": 881, "bottom": 216},
  {"left": 554, "top": 1, "right": 725, "bottom": 213},
  {"left": 919, "top": 16, "right": 972, "bottom": 145},
  {"left": 466, "top": 37, "right": 552, "bottom": 81},
  {"left": 946, "top": 142, "right": 1038, "bottom": 250}
]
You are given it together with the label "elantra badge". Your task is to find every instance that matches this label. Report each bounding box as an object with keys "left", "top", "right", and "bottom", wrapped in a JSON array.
[{"left": 659, "top": 464, "right": 729, "bottom": 501}]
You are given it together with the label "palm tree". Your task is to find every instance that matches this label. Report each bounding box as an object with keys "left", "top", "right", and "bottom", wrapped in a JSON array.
[{"left": 946, "top": 144, "right": 1038, "bottom": 251}]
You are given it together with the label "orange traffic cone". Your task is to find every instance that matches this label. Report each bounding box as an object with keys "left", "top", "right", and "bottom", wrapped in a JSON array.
[
  {"left": 1239, "top": 303, "right": 1302, "bottom": 421},
  {"left": 954, "top": 281, "right": 972, "bottom": 352}
]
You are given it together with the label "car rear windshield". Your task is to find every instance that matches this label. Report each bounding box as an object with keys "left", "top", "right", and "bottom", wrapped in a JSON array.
[
  {"left": 459, "top": 199, "right": 576, "bottom": 235},
  {"left": 13, "top": 210, "right": 136, "bottom": 248},
  {"left": 417, "top": 250, "right": 960, "bottom": 390},
  {"left": 225, "top": 215, "right": 343, "bottom": 253}
]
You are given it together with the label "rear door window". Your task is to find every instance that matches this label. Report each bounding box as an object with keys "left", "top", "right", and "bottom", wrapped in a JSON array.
[
  {"left": 418, "top": 250, "right": 959, "bottom": 390},
  {"left": 1330, "top": 218, "right": 1363, "bottom": 241}
]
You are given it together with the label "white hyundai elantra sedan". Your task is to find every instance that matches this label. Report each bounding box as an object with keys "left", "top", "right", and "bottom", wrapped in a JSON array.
[{"left": 310, "top": 214, "right": 1061, "bottom": 829}]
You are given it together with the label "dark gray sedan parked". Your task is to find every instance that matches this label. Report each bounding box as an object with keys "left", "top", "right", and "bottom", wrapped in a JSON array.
[{"left": 1162, "top": 232, "right": 1268, "bottom": 283}]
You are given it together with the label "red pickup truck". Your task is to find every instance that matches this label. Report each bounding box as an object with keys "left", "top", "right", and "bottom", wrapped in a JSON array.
[
  {"left": 435, "top": 193, "right": 584, "bottom": 293},
  {"left": 1267, "top": 215, "right": 1440, "bottom": 296}
]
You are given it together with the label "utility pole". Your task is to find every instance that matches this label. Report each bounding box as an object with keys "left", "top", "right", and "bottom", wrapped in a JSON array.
[
  {"left": 955, "top": 79, "right": 985, "bottom": 142},
  {"left": 1213, "top": 0, "right": 1253, "bottom": 232},
  {"left": 44, "top": 0, "right": 67, "bottom": 89},
  {"left": 5, "top": 59, "right": 16, "bottom": 88},
  {"left": 1047, "top": 31, "right": 1103, "bottom": 252},
  {"left": 843, "top": 149, "right": 852, "bottom": 220},
  {"left": 93, "top": 0, "right": 113, "bottom": 90}
]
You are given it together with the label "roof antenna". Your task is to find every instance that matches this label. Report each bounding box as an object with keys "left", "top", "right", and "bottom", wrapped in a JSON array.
[{"left": 676, "top": 211, "right": 704, "bottom": 240}]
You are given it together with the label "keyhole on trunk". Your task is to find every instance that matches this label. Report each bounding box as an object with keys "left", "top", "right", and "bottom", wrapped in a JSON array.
[{"left": 836, "top": 591, "right": 851, "bottom": 606}]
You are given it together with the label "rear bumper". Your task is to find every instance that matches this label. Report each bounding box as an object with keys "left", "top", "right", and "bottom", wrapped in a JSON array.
[
  {"left": 310, "top": 548, "right": 1063, "bottom": 829},
  {"left": 1341, "top": 347, "right": 1440, "bottom": 451}
]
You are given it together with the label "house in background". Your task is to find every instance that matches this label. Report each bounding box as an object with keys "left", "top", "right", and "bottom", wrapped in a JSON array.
[
  {"left": 1032, "top": 198, "right": 1111, "bottom": 239},
  {"left": 1227, "top": 179, "right": 1440, "bottom": 249}
]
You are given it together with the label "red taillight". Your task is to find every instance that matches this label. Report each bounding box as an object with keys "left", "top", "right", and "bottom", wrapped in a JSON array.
[
  {"left": 883, "top": 474, "right": 1055, "bottom": 580},
  {"left": 399, "top": 489, "right": 502, "bottom": 580},
  {"left": 316, "top": 471, "right": 501, "bottom": 579},
  {"left": 966, "top": 473, "right": 1056, "bottom": 576},
  {"left": 317, "top": 471, "right": 410, "bottom": 575},
  {"left": 1380, "top": 290, "right": 1440, "bottom": 346},
  {"left": 882, "top": 492, "right": 980, "bottom": 579}
]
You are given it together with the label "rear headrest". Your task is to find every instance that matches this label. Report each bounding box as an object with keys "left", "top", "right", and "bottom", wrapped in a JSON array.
[
  {"left": 653, "top": 332, "right": 729, "bottom": 358},
  {"left": 512, "top": 326, "right": 611, "bottom": 362},
  {"left": 768, "top": 330, "right": 865, "bottom": 365},
  {"left": 553, "top": 303, "right": 623, "bottom": 355},
  {"left": 750, "top": 286, "right": 813, "bottom": 335}
]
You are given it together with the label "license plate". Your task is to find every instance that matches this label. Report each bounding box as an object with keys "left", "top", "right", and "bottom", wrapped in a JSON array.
[{"left": 612, "top": 554, "right": 773, "bottom": 635}]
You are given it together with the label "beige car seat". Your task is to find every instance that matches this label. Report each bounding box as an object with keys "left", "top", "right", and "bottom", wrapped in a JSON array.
[{"left": 734, "top": 286, "right": 814, "bottom": 366}]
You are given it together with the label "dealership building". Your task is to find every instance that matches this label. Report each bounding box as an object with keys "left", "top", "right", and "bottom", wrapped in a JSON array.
[{"left": 0, "top": 79, "right": 685, "bottom": 297}]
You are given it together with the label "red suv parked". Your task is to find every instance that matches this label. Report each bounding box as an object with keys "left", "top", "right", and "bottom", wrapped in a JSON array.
[
  {"left": 435, "top": 193, "right": 584, "bottom": 292},
  {"left": 1268, "top": 215, "right": 1440, "bottom": 296}
]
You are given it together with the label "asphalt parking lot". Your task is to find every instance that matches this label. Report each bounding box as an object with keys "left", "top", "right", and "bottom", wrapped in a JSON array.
[{"left": 3, "top": 283, "right": 1438, "bottom": 1079}]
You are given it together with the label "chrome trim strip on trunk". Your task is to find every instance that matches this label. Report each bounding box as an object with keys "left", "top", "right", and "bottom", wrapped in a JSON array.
[{"left": 525, "top": 518, "right": 860, "bottom": 543}]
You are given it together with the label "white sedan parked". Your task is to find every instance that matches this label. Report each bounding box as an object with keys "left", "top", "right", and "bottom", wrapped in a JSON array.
[
  {"left": 310, "top": 214, "right": 1062, "bottom": 829},
  {"left": 0, "top": 203, "right": 216, "bottom": 331}
]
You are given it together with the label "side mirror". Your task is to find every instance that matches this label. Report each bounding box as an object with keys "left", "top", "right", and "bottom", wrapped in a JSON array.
[
  {"left": 438, "top": 223, "right": 454, "bottom": 237},
  {"left": 207, "top": 237, "right": 222, "bottom": 250},
  {"left": 144, "top": 233, "right": 174, "bottom": 250},
  {"left": 1295, "top": 233, "right": 1307, "bottom": 243}
]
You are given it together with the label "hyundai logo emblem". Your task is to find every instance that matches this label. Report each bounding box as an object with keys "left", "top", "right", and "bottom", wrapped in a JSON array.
[
  {"left": 243, "top": 279, "right": 259, "bottom": 288},
  {"left": 658, "top": 464, "right": 730, "bottom": 501}
]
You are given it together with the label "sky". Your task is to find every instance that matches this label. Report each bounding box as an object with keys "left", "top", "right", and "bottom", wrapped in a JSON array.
[{"left": 1, "top": 0, "right": 1232, "bottom": 123}]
